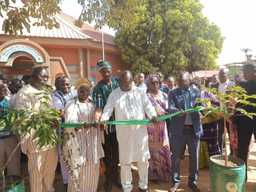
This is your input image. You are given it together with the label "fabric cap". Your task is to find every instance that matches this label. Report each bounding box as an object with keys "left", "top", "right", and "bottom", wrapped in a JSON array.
[
  {"left": 75, "top": 78, "right": 92, "bottom": 89},
  {"left": 96, "top": 60, "right": 112, "bottom": 72}
]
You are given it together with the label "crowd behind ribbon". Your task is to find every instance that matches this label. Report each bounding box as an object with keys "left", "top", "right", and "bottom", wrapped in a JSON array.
[{"left": 0, "top": 60, "right": 255, "bottom": 192}]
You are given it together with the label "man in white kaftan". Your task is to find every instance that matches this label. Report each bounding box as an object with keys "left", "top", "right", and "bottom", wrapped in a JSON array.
[{"left": 101, "top": 71, "right": 157, "bottom": 192}]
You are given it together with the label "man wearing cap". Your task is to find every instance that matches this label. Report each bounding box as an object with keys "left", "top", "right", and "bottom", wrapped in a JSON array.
[{"left": 92, "top": 60, "right": 121, "bottom": 191}]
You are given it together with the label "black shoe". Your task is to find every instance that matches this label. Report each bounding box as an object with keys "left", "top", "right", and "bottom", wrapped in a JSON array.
[
  {"left": 170, "top": 182, "right": 180, "bottom": 192},
  {"left": 188, "top": 183, "right": 200, "bottom": 192}
]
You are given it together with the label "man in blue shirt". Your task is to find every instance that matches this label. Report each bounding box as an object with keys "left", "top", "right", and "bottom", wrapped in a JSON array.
[
  {"left": 52, "top": 75, "right": 76, "bottom": 190},
  {"left": 168, "top": 72, "right": 202, "bottom": 192}
]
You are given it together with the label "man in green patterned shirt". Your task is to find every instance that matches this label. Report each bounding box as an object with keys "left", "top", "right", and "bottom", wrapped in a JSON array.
[{"left": 92, "top": 60, "right": 121, "bottom": 191}]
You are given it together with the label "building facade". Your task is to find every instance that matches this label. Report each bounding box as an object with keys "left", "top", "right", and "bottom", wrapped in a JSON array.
[{"left": 0, "top": 13, "right": 123, "bottom": 84}]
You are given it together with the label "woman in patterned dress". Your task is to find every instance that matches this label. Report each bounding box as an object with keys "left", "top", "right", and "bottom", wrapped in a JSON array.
[
  {"left": 62, "top": 78, "right": 104, "bottom": 192},
  {"left": 146, "top": 74, "right": 172, "bottom": 181}
]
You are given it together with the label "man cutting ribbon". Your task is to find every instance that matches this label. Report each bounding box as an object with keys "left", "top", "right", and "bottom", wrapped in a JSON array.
[{"left": 101, "top": 71, "right": 157, "bottom": 192}]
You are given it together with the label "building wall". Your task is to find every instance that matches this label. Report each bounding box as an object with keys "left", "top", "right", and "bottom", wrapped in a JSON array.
[
  {"left": 46, "top": 47, "right": 81, "bottom": 82},
  {"left": 0, "top": 40, "right": 123, "bottom": 84},
  {"left": 46, "top": 47, "right": 80, "bottom": 65}
]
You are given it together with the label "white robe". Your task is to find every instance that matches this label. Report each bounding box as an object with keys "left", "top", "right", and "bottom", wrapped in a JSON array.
[
  {"left": 101, "top": 86, "right": 157, "bottom": 164},
  {"left": 63, "top": 99, "right": 104, "bottom": 182}
]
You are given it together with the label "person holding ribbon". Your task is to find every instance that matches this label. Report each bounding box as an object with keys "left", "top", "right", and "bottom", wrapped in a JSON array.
[
  {"left": 146, "top": 74, "right": 172, "bottom": 181},
  {"left": 101, "top": 70, "right": 157, "bottom": 192},
  {"left": 168, "top": 72, "right": 202, "bottom": 192},
  {"left": 63, "top": 78, "right": 104, "bottom": 192},
  {"left": 92, "top": 60, "right": 121, "bottom": 191}
]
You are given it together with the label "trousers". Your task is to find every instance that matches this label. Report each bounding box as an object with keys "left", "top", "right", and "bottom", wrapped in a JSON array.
[
  {"left": 121, "top": 161, "right": 149, "bottom": 192},
  {"left": 236, "top": 117, "right": 256, "bottom": 179},
  {"left": 170, "top": 129, "right": 200, "bottom": 185},
  {"left": 0, "top": 136, "right": 20, "bottom": 176},
  {"left": 28, "top": 148, "right": 58, "bottom": 192},
  {"left": 102, "top": 130, "right": 119, "bottom": 190}
]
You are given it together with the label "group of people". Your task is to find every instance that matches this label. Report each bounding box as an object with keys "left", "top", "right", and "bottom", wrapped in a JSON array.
[{"left": 0, "top": 60, "right": 256, "bottom": 192}]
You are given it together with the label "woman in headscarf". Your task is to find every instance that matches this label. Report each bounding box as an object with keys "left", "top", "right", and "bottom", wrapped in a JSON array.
[
  {"left": 146, "top": 74, "right": 172, "bottom": 181},
  {"left": 62, "top": 78, "right": 104, "bottom": 192}
]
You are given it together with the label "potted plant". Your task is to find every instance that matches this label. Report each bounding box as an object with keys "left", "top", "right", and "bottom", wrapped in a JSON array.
[{"left": 198, "top": 86, "right": 256, "bottom": 192}]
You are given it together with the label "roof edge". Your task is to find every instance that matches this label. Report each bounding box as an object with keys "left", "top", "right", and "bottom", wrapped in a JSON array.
[{"left": 55, "top": 15, "right": 96, "bottom": 41}]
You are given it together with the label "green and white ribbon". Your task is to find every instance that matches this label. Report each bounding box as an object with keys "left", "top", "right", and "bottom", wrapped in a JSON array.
[{"left": 61, "top": 106, "right": 204, "bottom": 128}]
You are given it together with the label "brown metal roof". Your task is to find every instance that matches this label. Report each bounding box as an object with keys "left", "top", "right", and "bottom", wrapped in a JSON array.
[
  {"left": 59, "top": 12, "right": 115, "bottom": 45},
  {"left": 0, "top": 15, "right": 93, "bottom": 40}
]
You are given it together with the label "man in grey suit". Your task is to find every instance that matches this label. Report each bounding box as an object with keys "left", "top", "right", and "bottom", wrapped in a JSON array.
[{"left": 167, "top": 72, "right": 202, "bottom": 192}]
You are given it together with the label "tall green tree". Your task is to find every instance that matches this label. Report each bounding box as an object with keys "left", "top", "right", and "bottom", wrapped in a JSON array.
[
  {"left": 77, "top": 0, "right": 143, "bottom": 28},
  {"left": 1, "top": 0, "right": 61, "bottom": 34},
  {"left": 114, "top": 0, "right": 224, "bottom": 75}
]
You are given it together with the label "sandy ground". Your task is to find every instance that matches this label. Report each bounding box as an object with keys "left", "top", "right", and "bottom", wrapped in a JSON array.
[
  {"left": 18, "top": 139, "right": 256, "bottom": 192},
  {"left": 105, "top": 140, "right": 256, "bottom": 192},
  {"left": 52, "top": 139, "right": 256, "bottom": 192}
]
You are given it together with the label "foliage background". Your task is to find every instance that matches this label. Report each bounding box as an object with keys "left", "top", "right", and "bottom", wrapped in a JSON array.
[
  {"left": 1, "top": 0, "right": 223, "bottom": 76},
  {"left": 112, "top": 0, "right": 224, "bottom": 75}
]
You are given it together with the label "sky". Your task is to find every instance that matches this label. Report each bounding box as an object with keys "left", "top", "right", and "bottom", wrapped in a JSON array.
[{"left": 61, "top": 0, "right": 256, "bottom": 65}]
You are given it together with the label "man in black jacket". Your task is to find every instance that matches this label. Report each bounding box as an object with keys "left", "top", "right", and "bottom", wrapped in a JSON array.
[{"left": 236, "top": 63, "right": 256, "bottom": 178}]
